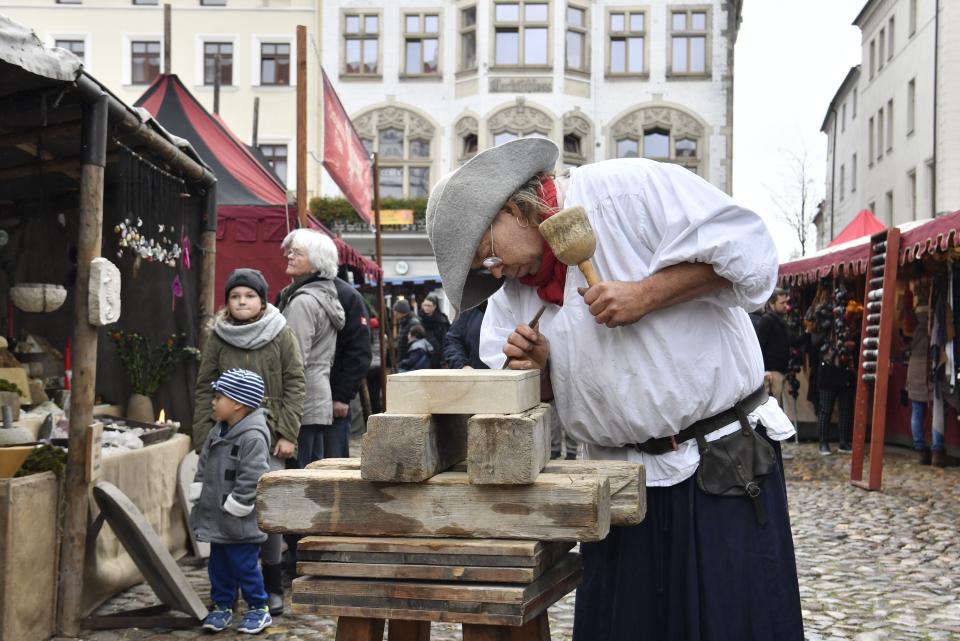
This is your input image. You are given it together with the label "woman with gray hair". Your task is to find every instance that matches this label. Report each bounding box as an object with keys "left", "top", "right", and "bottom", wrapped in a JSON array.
[
  {"left": 425, "top": 138, "right": 803, "bottom": 640},
  {"left": 276, "top": 229, "right": 346, "bottom": 467}
]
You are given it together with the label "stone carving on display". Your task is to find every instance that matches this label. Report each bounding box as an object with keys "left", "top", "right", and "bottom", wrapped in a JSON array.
[
  {"left": 610, "top": 106, "right": 705, "bottom": 141},
  {"left": 89, "top": 257, "right": 122, "bottom": 326},
  {"left": 488, "top": 98, "right": 554, "bottom": 136}
]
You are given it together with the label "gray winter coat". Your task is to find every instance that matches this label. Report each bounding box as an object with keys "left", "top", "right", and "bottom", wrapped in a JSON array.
[
  {"left": 281, "top": 279, "right": 346, "bottom": 425},
  {"left": 190, "top": 408, "right": 270, "bottom": 544}
]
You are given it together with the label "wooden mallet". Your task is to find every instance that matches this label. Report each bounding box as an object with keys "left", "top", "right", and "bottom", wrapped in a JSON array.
[{"left": 538, "top": 205, "right": 601, "bottom": 287}]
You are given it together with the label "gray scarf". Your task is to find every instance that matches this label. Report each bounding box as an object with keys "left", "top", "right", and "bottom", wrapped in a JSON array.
[{"left": 214, "top": 303, "right": 287, "bottom": 350}]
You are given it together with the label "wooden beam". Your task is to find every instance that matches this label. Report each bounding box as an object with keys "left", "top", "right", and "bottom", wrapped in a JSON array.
[
  {"left": 306, "top": 458, "right": 646, "bottom": 527},
  {"left": 257, "top": 468, "right": 611, "bottom": 541},
  {"left": 296, "top": 25, "right": 307, "bottom": 227},
  {"left": 56, "top": 94, "right": 107, "bottom": 637},
  {"left": 291, "top": 553, "right": 582, "bottom": 627},
  {"left": 467, "top": 405, "right": 551, "bottom": 485},
  {"left": 360, "top": 413, "right": 467, "bottom": 482}
]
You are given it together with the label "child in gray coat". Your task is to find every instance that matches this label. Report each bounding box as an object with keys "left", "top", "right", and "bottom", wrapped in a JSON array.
[{"left": 190, "top": 369, "right": 272, "bottom": 635}]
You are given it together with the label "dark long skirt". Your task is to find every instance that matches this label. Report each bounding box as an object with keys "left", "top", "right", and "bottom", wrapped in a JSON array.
[{"left": 573, "top": 429, "right": 803, "bottom": 641}]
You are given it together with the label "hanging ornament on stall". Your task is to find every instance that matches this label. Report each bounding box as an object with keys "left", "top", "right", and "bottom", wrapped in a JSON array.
[{"left": 171, "top": 274, "right": 183, "bottom": 312}]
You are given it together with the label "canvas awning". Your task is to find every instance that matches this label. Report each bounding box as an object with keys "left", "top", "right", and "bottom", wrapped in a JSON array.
[{"left": 899, "top": 210, "right": 960, "bottom": 263}]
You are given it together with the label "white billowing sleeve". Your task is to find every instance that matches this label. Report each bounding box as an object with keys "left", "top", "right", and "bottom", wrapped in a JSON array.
[
  {"left": 479, "top": 289, "right": 516, "bottom": 369},
  {"left": 639, "top": 162, "right": 779, "bottom": 310}
]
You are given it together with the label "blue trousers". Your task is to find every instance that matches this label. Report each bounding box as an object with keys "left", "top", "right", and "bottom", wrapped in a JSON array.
[
  {"left": 297, "top": 424, "right": 343, "bottom": 469},
  {"left": 573, "top": 428, "right": 803, "bottom": 641},
  {"left": 911, "top": 400, "right": 946, "bottom": 451},
  {"left": 209, "top": 543, "right": 267, "bottom": 610},
  {"left": 334, "top": 412, "right": 352, "bottom": 458}
]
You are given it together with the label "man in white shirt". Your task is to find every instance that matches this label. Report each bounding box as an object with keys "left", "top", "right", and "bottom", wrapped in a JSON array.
[{"left": 426, "top": 139, "right": 803, "bottom": 640}]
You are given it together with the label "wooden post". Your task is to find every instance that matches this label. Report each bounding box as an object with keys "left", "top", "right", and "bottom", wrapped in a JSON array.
[
  {"left": 213, "top": 53, "right": 221, "bottom": 115},
  {"left": 163, "top": 3, "right": 171, "bottom": 74},
  {"left": 373, "top": 153, "right": 387, "bottom": 411},
  {"left": 198, "top": 183, "right": 218, "bottom": 350},
  {"left": 296, "top": 25, "right": 308, "bottom": 228},
  {"left": 252, "top": 96, "right": 260, "bottom": 147},
  {"left": 57, "top": 93, "right": 108, "bottom": 637}
]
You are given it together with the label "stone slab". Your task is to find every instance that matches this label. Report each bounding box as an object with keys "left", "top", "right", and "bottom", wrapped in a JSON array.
[{"left": 386, "top": 369, "right": 540, "bottom": 415}]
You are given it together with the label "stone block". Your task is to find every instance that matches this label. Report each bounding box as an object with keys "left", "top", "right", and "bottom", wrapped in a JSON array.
[{"left": 386, "top": 369, "right": 539, "bottom": 415}]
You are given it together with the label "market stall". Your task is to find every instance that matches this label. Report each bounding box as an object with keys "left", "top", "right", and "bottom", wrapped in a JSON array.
[
  {"left": 134, "top": 73, "right": 382, "bottom": 297},
  {"left": 1, "top": 16, "right": 218, "bottom": 636}
]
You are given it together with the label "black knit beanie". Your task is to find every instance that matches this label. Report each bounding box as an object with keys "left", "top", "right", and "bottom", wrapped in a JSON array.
[{"left": 225, "top": 268, "right": 268, "bottom": 303}]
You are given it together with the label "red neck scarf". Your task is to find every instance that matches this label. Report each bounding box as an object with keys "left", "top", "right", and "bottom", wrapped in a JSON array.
[{"left": 519, "top": 177, "right": 567, "bottom": 306}]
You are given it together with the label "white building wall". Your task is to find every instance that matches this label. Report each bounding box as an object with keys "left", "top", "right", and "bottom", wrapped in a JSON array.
[
  {"left": 936, "top": 0, "right": 960, "bottom": 215},
  {"left": 2, "top": 0, "right": 320, "bottom": 196}
]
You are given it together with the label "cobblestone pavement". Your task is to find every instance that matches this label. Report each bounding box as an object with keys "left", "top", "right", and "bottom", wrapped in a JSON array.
[{"left": 81, "top": 442, "right": 959, "bottom": 641}]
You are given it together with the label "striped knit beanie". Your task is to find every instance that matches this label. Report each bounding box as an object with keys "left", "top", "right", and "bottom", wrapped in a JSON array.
[{"left": 210, "top": 368, "right": 265, "bottom": 409}]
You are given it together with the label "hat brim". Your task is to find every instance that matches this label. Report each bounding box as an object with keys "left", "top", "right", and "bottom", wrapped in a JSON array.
[{"left": 426, "top": 138, "right": 559, "bottom": 310}]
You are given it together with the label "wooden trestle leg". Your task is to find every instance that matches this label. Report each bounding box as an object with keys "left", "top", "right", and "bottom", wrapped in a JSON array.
[
  {"left": 388, "top": 619, "right": 431, "bottom": 640},
  {"left": 336, "top": 616, "right": 385, "bottom": 641},
  {"left": 462, "top": 612, "right": 551, "bottom": 641}
]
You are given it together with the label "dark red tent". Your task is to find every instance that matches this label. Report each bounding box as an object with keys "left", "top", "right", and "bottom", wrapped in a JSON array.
[
  {"left": 828, "top": 209, "right": 886, "bottom": 247},
  {"left": 134, "top": 74, "right": 381, "bottom": 298}
]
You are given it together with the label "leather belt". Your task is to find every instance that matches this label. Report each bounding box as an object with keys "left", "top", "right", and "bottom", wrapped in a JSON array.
[{"left": 632, "top": 386, "right": 769, "bottom": 456}]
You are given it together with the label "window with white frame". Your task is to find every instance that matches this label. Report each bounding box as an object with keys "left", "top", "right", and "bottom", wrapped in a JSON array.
[
  {"left": 566, "top": 5, "right": 588, "bottom": 72},
  {"left": 455, "top": 115, "right": 479, "bottom": 163},
  {"left": 885, "top": 190, "right": 894, "bottom": 222},
  {"left": 260, "top": 43, "right": 290, "bottom": 85},
  {"left": 493, "top": 2, "right": 549, "bottom": 67},
  {"left": 343, "top": 12, "right": 380, "bottom": 76},
  {"left": 670, "top": 8, "right": 707, "bottom": 75},
  {"left": 133, "top": 0, "right": 158, "bottom": 5},
  {"left": 868, "top": 116, "right": 875, "bottom": 165},
  {"left": 258, "top": 144, "right": 288, "bottom": 184},
  {"left": 608, "top": 9, "right": 645, "bottom": 75},
  {"left": 888, "top": 17, "right": 895, "bottom": 61},
  {"left": 201, "top": 0, "right": 226, "bottom": 6},
  {"left": 403, "top": 13, "right": 440, "bottom": 76},
  {"left": 203, "top": 42, "right": 233, "bottom": 85},
  {"left": 355, "top": 107, "right": 436, "bottom": 198},
  {"left": 852, "top": 88, "right": 858, "bottom": 118},
  {"left": 610, "top": 106, "right": 702, "bottom": 174},
  {"left": 910, "top": 0, "right": 918, "bottom": 36},
  {"left": 459, "top": 6, "right": 477, "bottom": 71},
  {"left": 852, "top": 153, "right": 857, "bottom": 192},
  {"left": 907, "top": 78, "right": 916, "bottom": 135},
  {"left": 877, "top": 107, "right": 884, "bottom": 160},
  {"left": 886, "top": 99, "right": 893, "bottom": 151},
  {"left": 55, "top": 39, "right": 85, "bottom": 63},
  {"left": 869, "top": 40, "right": 875, "bottom": 78},
  {"left": 563, "top": 111, "right": 591, "bottom": 167},
  {"left": 56, "top": 0, "right": 81, "bottom": 4},
  {"left": 841, "top": 102, "right": 846, "bottom": 132},
  {"left": 908, "top": 169, "right": 917, "bottom": 219},
  {"left": 878, "top": 27, "right": 885, "bottom": 69},
  {"left": 839, "top": 164, "right": 845, "bottom": 200},
  {"left": 131, "top": 40, "right": 161, "bottom": 84}
]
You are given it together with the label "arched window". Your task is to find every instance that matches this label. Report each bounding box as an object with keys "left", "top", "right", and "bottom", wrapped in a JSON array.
[
  {"left": 562, "top": 110, "right": 593, "bottom": 167},
  {"left": 487, "top": 98, "right": 554, "bottom": 149},
  {"left": 609, "top": 105, "right": 705, "bottom": 173},
  {"left": 455, "top": 115, "right": 479, "bottom": 164},
  {"left": 353, "top": 105, "right": 437, "bottom": 198}
]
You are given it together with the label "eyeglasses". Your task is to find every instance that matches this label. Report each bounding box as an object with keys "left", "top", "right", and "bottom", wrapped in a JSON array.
[{"left": 481, "top": 223, "right": 503, "bottom": 271}]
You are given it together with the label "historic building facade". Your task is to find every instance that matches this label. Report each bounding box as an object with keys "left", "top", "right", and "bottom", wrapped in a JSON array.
[
  {"left": 322, "top": 0, "right": 744, "bottom": 286},
  {"left": 818, "top": 0, "right": 960, "bottom": 250}
]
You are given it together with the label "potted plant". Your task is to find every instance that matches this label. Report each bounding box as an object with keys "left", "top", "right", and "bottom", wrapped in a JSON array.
[{"left": 109, "top": 331, "right": 201, "bottom": 422}]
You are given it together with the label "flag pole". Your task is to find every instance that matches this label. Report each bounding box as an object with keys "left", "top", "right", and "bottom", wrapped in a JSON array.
[
  {"left": 296, "top": 25, "right": 308, "bottom": 228},
  {"left": 372, "top": 152, "right": 387, "bottom": 411}
]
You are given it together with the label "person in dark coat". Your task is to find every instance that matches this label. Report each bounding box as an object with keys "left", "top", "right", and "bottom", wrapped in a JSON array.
[
  {"left": 329, "top": 277, "right": 372, "bottom": 456},
  {"left": 399, "top": 324, "right": 434, "bottom": 372},
  {"left": 418, "top": 294, "right": 450, "bottom": 367},
  {"left": 393, "top": 299, "right": 422, "bottom": 363},
  {"left": 442, "top": 302, "right": 488, "bottom": 370},
  {"left": 755, "top": 288, "right": 792, "bottom": 403}
]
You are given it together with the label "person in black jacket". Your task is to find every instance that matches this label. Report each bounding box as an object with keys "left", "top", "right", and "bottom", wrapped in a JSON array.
[
  {"left": 330, "top": 277, "right": 372, "bottom": 457},
  {"left": 393, "top": 299, "right": 422, "bottom": 363},
  {"left": 755, "top": 288, "right": 792, "bottom": 404},
  {"left": 442, "top": 302, "right": 488, "bottom": 370},
  {"left": 418, "top": 294, "right": 450, "bottom": 368}
]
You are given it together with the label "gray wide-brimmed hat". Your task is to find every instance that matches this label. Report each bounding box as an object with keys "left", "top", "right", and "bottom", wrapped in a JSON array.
[{"left": 426, "top": 138, "right": 559, "bottom": 311}]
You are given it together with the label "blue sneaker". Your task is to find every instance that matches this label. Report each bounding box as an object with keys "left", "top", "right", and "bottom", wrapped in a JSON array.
[
  {"left": 237, "top": 606, "right": 272, "bottom": 634},
  {"left": 202, "top": 607, "right": 233, "bottom": 632}
]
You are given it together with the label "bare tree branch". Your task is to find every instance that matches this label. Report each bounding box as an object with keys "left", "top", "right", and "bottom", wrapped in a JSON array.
[{"left": 767, "top": 147, "right": 822, "bottom": 258}]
